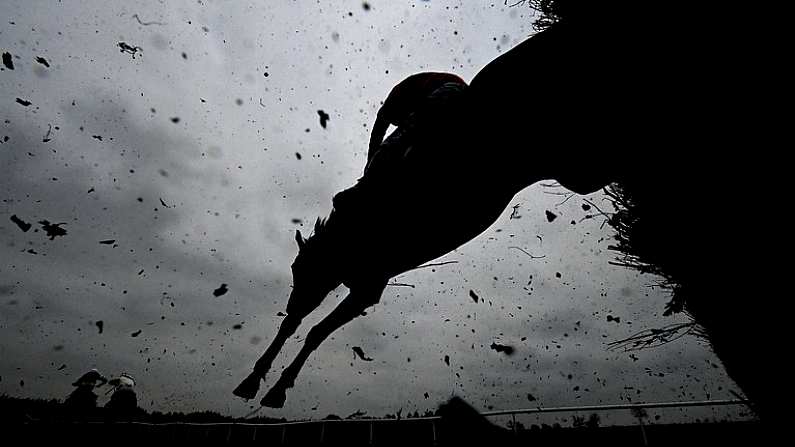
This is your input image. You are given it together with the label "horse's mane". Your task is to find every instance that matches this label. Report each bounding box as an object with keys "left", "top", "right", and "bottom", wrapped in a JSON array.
[
  {"left": 312, "top": 216, "right": 329, "bottom": 238},
  {"left": 304, "top": 212, "right": 335, "bottom": 249}
]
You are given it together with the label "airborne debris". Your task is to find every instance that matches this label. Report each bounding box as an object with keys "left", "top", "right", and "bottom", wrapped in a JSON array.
[
  {"left": 118, "top": 41, "right": 142, "bottom": 58},
  {"left": 99, "top": 239, "right": 116, "bottom": 245},
  {"left": 35, "top": 56, "right": 50, "bottom": 67},
  {"left": 276, "top": 311, "right": 287, "bottom": 317},
  {"left": 509, "top": 246, "right": 546, "bottom": 259},
  {"left": 42, "top": 124, "right": 53, "bottom": 142},
  {"left": 295, "top": 152, "right": 302, "bottom": 160},
  {"left": 131, "top": 329, "right": 142, "bottom": 337},
  {"left": 213, "top": 283, "right": 229, "bottom": 297},
  {"left": 39, "top": 220, "right": 67, "bottom": 240},
  {"left": 16, "top": 98, "right": 31, "bottom": 107},
  {"left": 545, "top": 210, "right": 558, "bottom": 222},
  {"left": 317, "top": 109, "right": 330, "bottom": 128},
  {"left": 444, "top": 355, "right": 450, "bottom": 366},
  {"left": 490, "top": 342, "right": 516, "bottom": 356},
  {"left": 347, "top": 410, "right": 367, "bottom": 419},
  {"left": 2, "top": 52, "right": 13, "bottom": 70},
  {"left": 352, "top": 346, "right": 373, "bottom": 361},
  {"left": 132, "top": 13, "right": 165, "bottom": 26},
  {"left": 10, "top": 215, "right": 31, "bottom": 232},
  {"left": 96, "top": 320, "right": 104, "bottom": 334},
  {"left": 469, "top": 289, "right": 479, "bottom": 303},
  {"left": 527, "top": 393, "right": 537, "bottom": 402},
  {"left": 510, "top": 204, "right": 522, "bottom": 219},
  {"left": 159, "top": 198, "right": 171, "bottom": 208},
  {"left": 606, "top": 315, "right": 621, "bottom": 323}
]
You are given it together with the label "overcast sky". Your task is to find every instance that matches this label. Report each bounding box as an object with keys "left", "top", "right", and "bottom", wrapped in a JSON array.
[{"left": 1, "top": 0, "right": 750, "bottom": 424}]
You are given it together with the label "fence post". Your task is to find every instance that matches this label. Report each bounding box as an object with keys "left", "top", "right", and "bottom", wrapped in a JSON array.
[
  {"left": 319, "top": 422, "right": 325, "bottom": 444},
  {"left": 369, "top": 421, "right": 374, "bottom": 445},
  {"left": 225, "top": 424, "right": 233, "bottom": 445},
  {"left": 252, "top": 426, "right": 258, "bottom": 442},
  {"left": 638, "top": 418, "right": 648, "bottom": 446},
  {"left": 512, "top": 413, "right": 517, "bottom": 436},
  {"left": 281, "top": 425, "right": 287, "bottom": 445},
  {"left": 431, "top": 420, "right": 437, "bottom": 446}
]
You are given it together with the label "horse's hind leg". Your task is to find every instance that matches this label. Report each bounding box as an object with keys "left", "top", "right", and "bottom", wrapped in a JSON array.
[
  {"left": 261, "top": 281, "right": 386, "bottom": 408},
  {"left": 233, "top": 315, "right": 302, "bottom": 400}
]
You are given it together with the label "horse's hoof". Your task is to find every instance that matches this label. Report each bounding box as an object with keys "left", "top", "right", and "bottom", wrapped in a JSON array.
[
  {"left": 233, "top": 374, "right": 262, "bottom": 400},
  {"left": 261, "top": 386, "right": 287, "bottom": 408}
]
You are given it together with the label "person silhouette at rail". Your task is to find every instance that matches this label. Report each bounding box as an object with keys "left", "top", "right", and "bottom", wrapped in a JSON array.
[
  {"left": 64, "top": 368, "right": 107, "bottom": 414},
  {"left": 104, "top": 373, "right": 139, "bottom": 418}
]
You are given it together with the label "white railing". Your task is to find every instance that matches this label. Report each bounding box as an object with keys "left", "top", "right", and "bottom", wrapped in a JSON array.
[{"left": 59, "top": 399, "right": 752, "bottom": 445}]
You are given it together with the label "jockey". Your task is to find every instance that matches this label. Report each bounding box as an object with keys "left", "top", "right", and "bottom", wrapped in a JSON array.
[
  {"left": 365, "top": 72, "right": 468, "bottom": 174},
  {"left": 334, "top": 72, "right": 468, "bottom": 211}
]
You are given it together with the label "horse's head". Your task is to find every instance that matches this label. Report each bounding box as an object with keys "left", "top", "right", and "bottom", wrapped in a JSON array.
[{"left": 285, "top": 219, "right": 343, "bottom": 317}]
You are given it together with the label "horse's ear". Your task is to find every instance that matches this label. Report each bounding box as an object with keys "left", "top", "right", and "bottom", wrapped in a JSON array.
[{"left": 295, "top": 229, "right": 306, "bottom": 250}]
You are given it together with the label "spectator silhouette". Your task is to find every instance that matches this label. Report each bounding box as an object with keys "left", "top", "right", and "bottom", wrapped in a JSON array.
[
  {"left": 104, "top": 373, "right": 139, "bottom": 418},
  {"left": 63, "top": 368, "right": 106, "bottom": 415}
]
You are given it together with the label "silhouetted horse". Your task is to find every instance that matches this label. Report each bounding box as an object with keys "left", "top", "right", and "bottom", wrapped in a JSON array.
[
  {"left": 236, "top": 1, "right": 778, "bottom": 420},
  {"left": 233, "top": 43, "right": 620, "bottom": 407}
]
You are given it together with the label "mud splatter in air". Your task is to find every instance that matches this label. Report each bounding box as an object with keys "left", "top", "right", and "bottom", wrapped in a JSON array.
[
  {"left": 352, "top": 346, "right": 373, "bottom": 361},
  {"left": 317, "top": 110, "right": 330, "bottom": 128},
  {"left": 39, "top": 220, "right": 67, "bottom": 240},
  {"left": 213, "top": 283, "right": 229, "bottom": 297},
  {"left": 10, "top": 215, "right": 31, "bottom": 232}
]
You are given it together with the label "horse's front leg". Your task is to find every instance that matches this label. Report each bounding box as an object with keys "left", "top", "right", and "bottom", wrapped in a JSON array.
[
  {"left": 261, "top": 281, "right": 387, "bottom": 408},
  {"left": 233, "top": 315, "right": 302, "bottom": 400}
]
